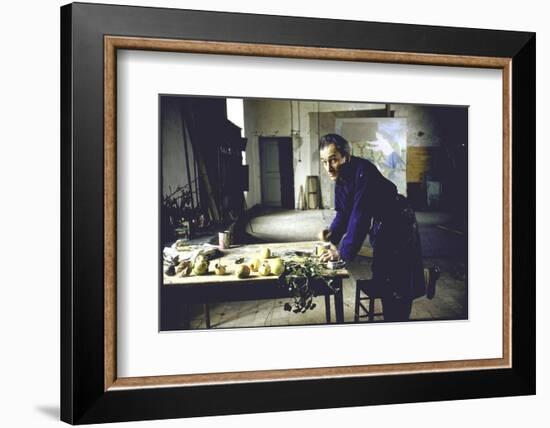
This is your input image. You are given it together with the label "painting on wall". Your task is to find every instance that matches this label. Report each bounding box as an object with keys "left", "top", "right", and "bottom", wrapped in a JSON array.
[{"left": 336, "top": 118, "right": 407, "bottom": 195}]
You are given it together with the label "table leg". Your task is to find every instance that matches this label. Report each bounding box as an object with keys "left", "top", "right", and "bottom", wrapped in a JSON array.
[
  {"left": 204, "top": 303, "right": 211, "bottom": 329},
  {"left": 182, "top": 304, "right": 191, "bottom": 330},
  {"left": 333, "top": 279, "right": 345, "bottom": 323},
  {"left": 368, "top": 297, "right": 375, "bottom": 322},
  {"left": 324, "top": 295, "right": 331, "bottom": 323}
]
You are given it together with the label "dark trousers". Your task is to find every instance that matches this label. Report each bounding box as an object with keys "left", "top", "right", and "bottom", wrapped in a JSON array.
[
  {"left": 381, "top": 295, "right": 413, "bottom": 322},
  {"left": 371, "top": 195, "right": 425, "bottom": 321}
]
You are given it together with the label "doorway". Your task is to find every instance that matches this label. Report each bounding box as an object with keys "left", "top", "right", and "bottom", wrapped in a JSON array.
[{"left": 259, "top": 137, "right": 294, "bottom": 208}]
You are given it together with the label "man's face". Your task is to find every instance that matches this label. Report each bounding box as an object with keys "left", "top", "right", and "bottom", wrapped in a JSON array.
[{"left": 320, "top": 143, "right": 347, "bottom": 181}]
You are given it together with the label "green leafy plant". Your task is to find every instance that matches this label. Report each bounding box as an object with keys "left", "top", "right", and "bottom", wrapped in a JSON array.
[{"left": 278, "top": 257, "right": 337, "bottom": 314}]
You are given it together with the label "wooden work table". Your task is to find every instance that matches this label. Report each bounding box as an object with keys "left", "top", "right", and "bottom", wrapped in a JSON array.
[{"left": 161, "top": 241, "right": 349, "bottom": 330}]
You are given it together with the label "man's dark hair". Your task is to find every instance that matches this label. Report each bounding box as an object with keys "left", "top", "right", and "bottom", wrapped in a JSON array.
[{"left": 319, "top": 134, "right": 351, "bottom": 159}]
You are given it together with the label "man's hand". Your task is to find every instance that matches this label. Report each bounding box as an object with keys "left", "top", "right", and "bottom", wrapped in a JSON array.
[
  {"left": 319, "top": 247, "right": 340, "bottom": 263},
  {"left": 318, "top": 228, "right": 332, "bottom": 242}
]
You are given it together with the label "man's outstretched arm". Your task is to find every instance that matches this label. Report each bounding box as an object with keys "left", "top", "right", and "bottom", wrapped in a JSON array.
[{"left": 338, "top": 175, "right": 372, "bottom": 262}]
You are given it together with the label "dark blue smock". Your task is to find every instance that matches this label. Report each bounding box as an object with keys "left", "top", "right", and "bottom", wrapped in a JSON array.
[{"left": 329, "top": 156, "right": 425, "bottom": 300}]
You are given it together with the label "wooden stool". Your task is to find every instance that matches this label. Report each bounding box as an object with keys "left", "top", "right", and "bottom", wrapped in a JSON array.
[{"left": 354, "top": 279, "right": 385, "bottom": 322}]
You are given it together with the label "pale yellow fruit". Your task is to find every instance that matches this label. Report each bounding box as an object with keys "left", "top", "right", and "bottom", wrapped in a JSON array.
[
  {"left": 258, "top": 262, "right": 271, "bottom": 276},
  {"left": 236, "top": 264, "right": 251, "bottom": 279},
  {"left": 260, "top": 248, "right": 271, "bottom": 259},
  {"left": 250, "top": 258, "right": 261, "bottom": 272},
  {"left": 176, "top": 260, "right": 191, "bottom": 274},
  {"left": 316, "top": 245, "right": 327, "bottom": 256},
  {"left": 271, "top": 258, "right": 285, "bottom": 276},
  {"left": 214, "top": 264, "right": 226, "bottom": 275},
  {"left": 194, "top": 255, "right": 207, "bottom": 265},
  {"left": 192, "top": 261, "right": 209, "bottom": 275}
]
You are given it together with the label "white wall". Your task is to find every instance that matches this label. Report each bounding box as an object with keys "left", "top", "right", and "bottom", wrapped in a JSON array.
[{"left": 1, "top": 1, "right": 546, "bottom": 428}]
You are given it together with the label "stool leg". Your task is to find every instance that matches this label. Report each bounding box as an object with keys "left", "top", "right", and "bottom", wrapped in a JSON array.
[
  {"left": 354, "top": 283, "right": 361, "bottom": 322},
  {"left": 324, "top": 295, "right": 331, "bottom": 323},
  {"left": 368, "top": 298, "right": 375, "bottom": 322},
  {"left": 204, "top": 303, "right": 211, "bottom": 329}
]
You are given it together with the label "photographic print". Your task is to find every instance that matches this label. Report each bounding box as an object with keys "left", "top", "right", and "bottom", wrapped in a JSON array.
[{"left": 160, "top": 95, "right": 468, "bottom": 331}]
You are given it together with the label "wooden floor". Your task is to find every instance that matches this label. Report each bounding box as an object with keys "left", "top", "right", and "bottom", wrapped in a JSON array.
[{"left": 185, "top": 208, "right": 467, "bottom": 329}]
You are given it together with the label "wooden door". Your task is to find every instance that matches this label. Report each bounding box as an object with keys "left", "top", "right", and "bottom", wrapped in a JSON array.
[{"left": 260, "top": 138, "right": 282, "bottom": 206}]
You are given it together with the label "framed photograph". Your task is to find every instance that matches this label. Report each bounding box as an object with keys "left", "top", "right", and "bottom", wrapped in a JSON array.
[{"left": 61, "top": 2, "right": 535, "bottom": 424}]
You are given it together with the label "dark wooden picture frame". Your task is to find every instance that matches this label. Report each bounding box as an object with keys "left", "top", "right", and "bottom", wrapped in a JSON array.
[{"left": 61, "top": 2, "right": 535, "bottom": 424}]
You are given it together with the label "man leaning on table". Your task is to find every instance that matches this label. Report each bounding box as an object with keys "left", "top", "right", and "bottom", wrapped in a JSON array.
[{"left": 317, "top": 133, "right": 440, "bottom": 322}]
